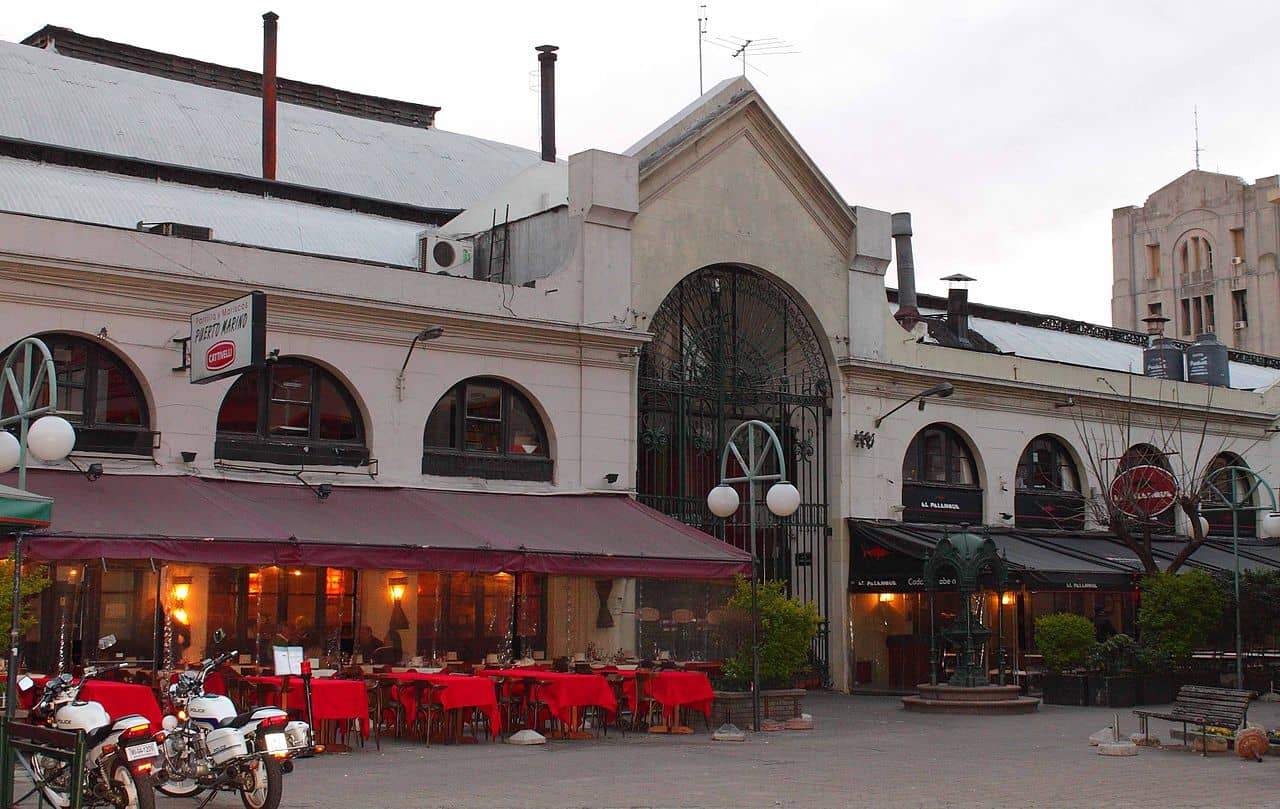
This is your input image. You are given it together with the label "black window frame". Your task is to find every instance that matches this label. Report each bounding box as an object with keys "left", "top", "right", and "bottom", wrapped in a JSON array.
[
  {"left": 902, "top": 424, "right": 979, "bottom": 488},
  {"left": 214, "top": 358, "right": 368, "bottom": 467},
  {"left": 422, "top": 378, "right": 553, "bottom": 482},
  {"left": 1, "top": 333, "right": 153, "bottom": 455},
  {"left": 1016, "top": 435, "right": 1081, "bottom": 494}
]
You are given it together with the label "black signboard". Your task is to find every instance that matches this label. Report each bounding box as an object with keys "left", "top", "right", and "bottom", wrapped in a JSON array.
[
  {"left": 795, "top": 552, "right": 813, "bottom": 567},
  {"left": 901, "top": 483, "right": 983, "bottom": 526},
  {"left": 1014, "top": 491, "right": 1086, "bottom": 530}
]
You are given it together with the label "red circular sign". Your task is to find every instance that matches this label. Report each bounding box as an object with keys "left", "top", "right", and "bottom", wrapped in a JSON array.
[
  {"left": 206, "top": 340, "right": 237, "bottom": 372},
  {"left": 1109, "top": 465, "right": 1178, "bottom": 519}
]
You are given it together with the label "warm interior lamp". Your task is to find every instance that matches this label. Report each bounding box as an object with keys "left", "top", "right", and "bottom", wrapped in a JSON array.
[
  {"left": 878, "top": 592, "right": 894, "bottom": 603},
  {"left": 1001, "top": 592, "right": 1015, "bottom": 606},
  {"left": 172, "top": 607, "right": 189, "bottom": 625},
  {"left": 388, "top": 576, "right": 408, "bottom": 602},
  {"left": 171, "top": 576, "right": 192, "bottom": 602}
]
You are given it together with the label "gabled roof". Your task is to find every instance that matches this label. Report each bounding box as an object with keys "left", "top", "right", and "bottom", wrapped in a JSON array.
[{"left": 0, "top": 39, "right": 541, "bottom": 212}]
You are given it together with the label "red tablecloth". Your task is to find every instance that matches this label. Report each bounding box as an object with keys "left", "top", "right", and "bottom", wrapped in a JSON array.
[
  {"left": 380, "top": 673, "right": 501, "bottom": 738},
  {"left": 245, "top": 676, "right": 369, "bottom": 738},
  {"left": 482, "top": 669, "right": 616, "bottom": 726},
  {"left": 22, "top": 677, "right": 164, "bottom": 731},
  {"left": 611, "top": 670, "right": 714, "bottom": 723}
]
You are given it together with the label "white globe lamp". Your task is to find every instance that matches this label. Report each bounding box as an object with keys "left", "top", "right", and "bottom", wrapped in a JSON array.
[
  {"left": 707, "top": 485, "right": 740, "bottom": 519},
  {"left": 766, "top": 482, "right": 801, "bottom": 518},
  {"left": 1260, "top": 512, "right": 1280, "bottom": 541},
  {"left": 26, "top": 416, "right": 76, "bottom": 462},
  {"left": 0, "top": 431, "right": 19, "bottom": 474}
]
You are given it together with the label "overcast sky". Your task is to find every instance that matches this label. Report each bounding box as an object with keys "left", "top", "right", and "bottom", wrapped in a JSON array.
[{"left": 6, "top": 1, "right": 1278, "bottom": 324}]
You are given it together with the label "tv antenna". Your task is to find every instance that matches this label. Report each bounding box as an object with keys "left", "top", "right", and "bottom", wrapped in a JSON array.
[
  {"left": 706, "top": 34, "right": 798, "bottom": 78},
  {"left": 697, "top": 4, "right": 709, "bottom": 95},
  {"left": 1194, "top": 105, "right": 1204, "bottom": 170}
]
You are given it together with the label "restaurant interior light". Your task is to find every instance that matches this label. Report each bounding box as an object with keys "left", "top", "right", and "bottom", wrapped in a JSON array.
[
  {"left": 388, "top": 576, "right": 408, "bottom": 602},
  {"left": 171, "top": 576, "right": 192, "bottom": 602},
  {"left": 1001, "top": 592, "right": 1015, "bottom": 606},
  {"left": 878, "top": 592, "right": 894, "bottom": 603},
  {"left": 172, "top": 607, "right": 189, "bottom": 625}
]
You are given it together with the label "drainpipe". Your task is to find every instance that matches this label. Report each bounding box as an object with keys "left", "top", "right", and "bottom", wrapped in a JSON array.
[
  {"left": 262, "top": 11, "right": 279, "bottom": 181},
  {"left": 891, "top": 213, "right": 919, "bottom": 327},
  {"left": 536, "top": 45, "right": 558, "bottom": 163}
]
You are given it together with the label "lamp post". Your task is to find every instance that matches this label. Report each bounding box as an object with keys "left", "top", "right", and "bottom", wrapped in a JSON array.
[
  {"left": 873, "top": 382, "right": 954, "bottom": 428},
  {"left": 706, "top": 420, "right": 800, "bottom": 732},
  {"left": 1199, "top": 465, "right": 1279, "bottom": 690},
  {"left": 1, "top": 337, "right": 76, "bottom": 718}
]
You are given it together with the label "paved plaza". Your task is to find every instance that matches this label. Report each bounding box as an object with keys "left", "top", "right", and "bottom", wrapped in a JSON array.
[{"left": 147, "top": 693, "right": 1280, "bottom": 809}]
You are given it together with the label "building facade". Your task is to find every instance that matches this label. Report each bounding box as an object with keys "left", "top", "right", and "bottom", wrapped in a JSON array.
[{"left": 1113, "top": 170, "right": 1280, "bottom": 353}]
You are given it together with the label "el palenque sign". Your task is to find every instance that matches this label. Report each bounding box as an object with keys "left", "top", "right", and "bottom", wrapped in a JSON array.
[
  {"left": 189, "top": 291, "right": 266, "bottom": 384},
  {"left": 1109, "top": 464, "right": 1178, "bottom": 519}
]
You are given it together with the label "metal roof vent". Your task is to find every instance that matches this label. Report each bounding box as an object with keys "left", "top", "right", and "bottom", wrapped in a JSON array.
[{"left": 137, "top": 221, "right": 213, "bottom": 241}]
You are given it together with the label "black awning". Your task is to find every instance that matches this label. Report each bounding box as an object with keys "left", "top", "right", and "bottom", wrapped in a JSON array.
[{"left": 848, "top": 521, "right": 1142, "bottom": 592}]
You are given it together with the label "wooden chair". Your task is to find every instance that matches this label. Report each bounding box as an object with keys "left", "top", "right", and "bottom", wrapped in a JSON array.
[
  {"left": 408, "top": 682, "right": 447, "bottom": 745},
  {"left": 637, "top": 607, "right": 661, "bottom": 658}
]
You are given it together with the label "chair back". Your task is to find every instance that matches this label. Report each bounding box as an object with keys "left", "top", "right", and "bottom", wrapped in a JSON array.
[
  {"left": 671, "top": 608, "right": 695, "bottom": 624},
  {"left": 637, "top": 607, "right": 661, "bottom": 622}
]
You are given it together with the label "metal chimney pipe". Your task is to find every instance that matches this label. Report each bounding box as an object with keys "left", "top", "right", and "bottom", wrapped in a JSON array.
[
  {"left": 536, "top": 45, "right": 558, "bottom": 163},
  {"left": 891, "top": 212, "right": 920, "bottom": 326},
  {"left": 262, "top": 11, "right": 279, "bottom": 181}
]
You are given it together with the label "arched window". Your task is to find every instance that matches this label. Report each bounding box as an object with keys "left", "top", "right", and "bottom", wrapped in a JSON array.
[
  {"left": 1202, "top": 452, "right": 1255, "bottom": 537},
  {"left": 903, "top": 424, "right": 978, "bottom": 487},
  {"left": 1, "top": 333, "right": 152, "bottom": 454},
  {"left": 1015, "top": 435, "right": 1084, "bottom": 529},
  {"left": 215, "top": 358, "right": 367, "bottom": 466},
  {"left": 1016, "top": 436, "right": 1080, "bottom": 493},
  {"left": 901, "top": 424, "right": 981, "bottom": 525},
  {"left": 422, "top": 378, "right": 552, "bottom": 482},
  {"left": 1119, "top": 443, "right": 1171, "bottom": 472}
]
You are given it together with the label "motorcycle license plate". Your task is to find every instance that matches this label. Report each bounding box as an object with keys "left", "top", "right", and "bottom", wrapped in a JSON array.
[
  {"left": 263, "top": 733, "right": 288, "bottom": 754},
  {"left": 124, "top": 741, "right": 158, "bottom": 762}
]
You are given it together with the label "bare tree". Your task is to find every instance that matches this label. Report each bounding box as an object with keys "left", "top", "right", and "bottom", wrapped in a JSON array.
[{"left": 1068, "top": 376, "right": 1265, "bottom": 574}]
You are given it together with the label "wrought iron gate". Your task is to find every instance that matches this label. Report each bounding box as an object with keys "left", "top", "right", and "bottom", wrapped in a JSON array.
[{"left": 637, "top": 265, "right": 832, "bottom": 678}]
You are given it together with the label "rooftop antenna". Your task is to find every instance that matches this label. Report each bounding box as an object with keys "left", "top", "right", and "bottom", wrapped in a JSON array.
[
  {"left": 697, "top": 4, "right": 708, "bottom": 95},
  {"left": 707, "top": 34, "right": 798, "bottom": 79},
  {"left": 1194, "top": 105, "right": 1204, "bottom": 170}
]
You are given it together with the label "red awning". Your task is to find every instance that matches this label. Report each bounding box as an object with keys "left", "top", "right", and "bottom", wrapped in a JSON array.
[{"left": 3, "top": 471, "right": 749, "bottom": 579}]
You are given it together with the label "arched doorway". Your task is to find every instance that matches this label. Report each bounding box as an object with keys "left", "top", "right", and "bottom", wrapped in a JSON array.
[{"left": 637, "top": 265, "right": 831, "bottom": 671}]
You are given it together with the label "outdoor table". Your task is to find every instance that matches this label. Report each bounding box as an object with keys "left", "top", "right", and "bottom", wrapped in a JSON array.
[
  {"left": 612, "top": 670, "right": 713, "bottom": 733},
  {"left": 245, "top": 675, "right": 370, "bottom": 743},
  {"left": 372, "top": 672, "right": 501, "bottom": 740},
  {"left": 21, "top": 676, "right": 163, "bottom": 730},
  {"left": 482, "top": 669, "right": 616, "bottom": 740}
]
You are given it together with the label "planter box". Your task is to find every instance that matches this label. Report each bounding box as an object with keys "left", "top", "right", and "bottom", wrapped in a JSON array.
[
  {"left": 1042, "top": 674, "right": 1089, "bottom": 706},
  {"left": 1090, "top": 675, "right": 1138, "bottom": 707},
  {"left": 711, "top": 689, "right": 805, "bottom": 728},
  {"left": 1138, "top": 674, "right": 1174, "bottom": 705}
]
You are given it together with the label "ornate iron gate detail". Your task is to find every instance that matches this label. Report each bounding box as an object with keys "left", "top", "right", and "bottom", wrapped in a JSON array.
[{"left": 637, "top": 265, "right": 832, "bottom": 677}]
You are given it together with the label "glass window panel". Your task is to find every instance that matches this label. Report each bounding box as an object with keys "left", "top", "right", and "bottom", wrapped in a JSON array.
[
  {"left": 315, "top": 376, "right": 358, "bottom": 441},
  {"left": 516, "top": 573, "right": 544, "bottom": 640},
  {"left": 923, "top": 432, "right": 946, "bottom": 482},
  {"left": 268, "top": 366, "right": 313, "bottom": 437},
  {"left": 205, "top": 567, "right": 242, "bottom": 656},
  {"left": 507, "top": 395, "right": 546, "bottom": 456},
  {"left": 465, "top": 384, "right": 501, "bottom": 421},
  {"left": 94, "top": 353, "right": 144, "bottom": 426},
  {"left": 98, "top": 564, "right": 157, "bottom": 660},
  {"left": 482, "top": 574, "right": 514, "bottom": 641},
  {"left": 447, "top": 573, "right": 477, "bottom": 639},
  {"left": 464, "top": 419, "right": 501, "bottom": 453},
  {"left": 52, "top": 341, "right": 87, "bottom": 421},
  {"left": 423, "top": 392, "right": 458, "bottom": 449},
  {"left": 416, "top": 572, "right": 443, "bottom": 658},
  {"left": 217, "top": 371, "right": 261, "bottom": 434}
]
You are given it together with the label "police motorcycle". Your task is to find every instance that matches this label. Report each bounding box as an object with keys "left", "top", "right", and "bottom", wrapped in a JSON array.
[
  {"left": 19, "top": 635, "right": 162, "bottom": 809},
  {"left": 155, "top": 630, "right": 309, "bottom": 809}
]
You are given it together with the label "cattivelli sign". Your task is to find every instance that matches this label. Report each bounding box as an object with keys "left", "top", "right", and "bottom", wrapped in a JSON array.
[{"left": 189, "top": 291, "right": 266, "bottom": 384}]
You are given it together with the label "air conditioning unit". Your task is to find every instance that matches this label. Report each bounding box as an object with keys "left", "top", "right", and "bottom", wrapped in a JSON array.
[
  {"left": 1231, "top": 256, "right": 1245, "bottom": 266},
  {"left": 418, "top": 235, "right": 474, "bottom": 278},
  {"left": 1234, "top": 320, "right": 1248, "bottom": 330}
]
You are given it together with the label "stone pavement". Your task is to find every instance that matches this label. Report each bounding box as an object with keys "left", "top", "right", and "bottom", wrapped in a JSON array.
[{"left": 153, "top": 693, "right": 1280, "bottom": 809}]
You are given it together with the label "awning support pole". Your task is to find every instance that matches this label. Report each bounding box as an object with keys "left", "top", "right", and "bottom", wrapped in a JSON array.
[{"left": 5, "top": 533, "right": 23, "bottom": 720}]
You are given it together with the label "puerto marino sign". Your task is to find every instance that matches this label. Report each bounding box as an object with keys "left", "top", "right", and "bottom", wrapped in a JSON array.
[{"left": 189, "top": 291, "right": 266, "bottom": 384}]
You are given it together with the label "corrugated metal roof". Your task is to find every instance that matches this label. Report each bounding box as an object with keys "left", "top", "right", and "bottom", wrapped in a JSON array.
[
  {"left": 0, "top": 156, "right": 425, "bottom": 266},
  {"left": 919, "top": 307, "right": 1280, "bottom": 391},
  {"left": 0, "top": 40, "right": 541, "bottom": 211}
]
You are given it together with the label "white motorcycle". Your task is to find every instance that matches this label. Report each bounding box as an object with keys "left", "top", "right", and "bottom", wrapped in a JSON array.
[
  {"left": 155, "top": 636, "right": 309, "bottom": 809},
  {"left": 20, "top": 636, "right": 162, "bottom": 809}
]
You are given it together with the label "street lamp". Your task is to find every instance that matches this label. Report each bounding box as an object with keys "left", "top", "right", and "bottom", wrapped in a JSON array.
[
  {"left": 707, "top": 419, "right": 800, "bottom": 732},
  {"left": 1200, "top": 465, "right": 1279, "bottom": 690},
  {"left": 873, "top": 382, "right": 954, "bottom": 427},
  {"left": 395, "top": 325, "right": 445, "bottom": 400},
  {"left": 1, "top": 336, "right": 75, "bottom": 718}
]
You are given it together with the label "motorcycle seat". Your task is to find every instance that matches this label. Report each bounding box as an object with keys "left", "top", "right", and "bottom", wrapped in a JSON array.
[
  {"left": 218, "top": 710, "right": 260, "bottom": 729},
  {"left": 85, "top": 724, "right": 115, "bottom": 749}
]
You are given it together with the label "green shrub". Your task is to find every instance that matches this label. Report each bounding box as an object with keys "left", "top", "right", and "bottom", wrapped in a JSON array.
[
  {"left": 721, "top": 577, "right": 820, "bottom": 689},
  {"left": 1035, "top": 613, "right": 1096, "bottom": 673},
  {"left": 1137, "top": 570, "right": 1225, "bottom": 669},
  {"left": 0, "top": 556, "right": 50, "bottom": 640},
  {"left": 1090, "top": 633, "right": 1138, "bottom": 675}
]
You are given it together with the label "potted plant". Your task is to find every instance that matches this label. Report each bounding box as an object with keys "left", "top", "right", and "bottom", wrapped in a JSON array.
[
  {"left": 1136, "top": 570, "right": 1225, "bottom": 699},
  {"left": 1035, "top": 612, "right": 1096, "bottom": 706},
  {"left": 1088, "top": 633, "right": 1139, "bottom": 707},
  {"left": 711, "top": 577, "right": 820, "bottom": 728},
  {"left": 1135, "top": 644, "right": 1174, "bottom": 705}
]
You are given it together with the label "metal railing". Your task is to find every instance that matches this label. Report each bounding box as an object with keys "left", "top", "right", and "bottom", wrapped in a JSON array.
[{"left": 0, "top": 718, "right": 88, "bottom": 808}]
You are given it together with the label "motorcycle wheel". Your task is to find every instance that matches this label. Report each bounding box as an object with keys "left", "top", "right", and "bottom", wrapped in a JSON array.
[
  {"left": 111, "top": 762, "right": 156, "bottom": 809},
  {"left": 240, "top": 756, "right": 283, "bottom": 809},
  {"left": 29, "top": 753, "right": 71, "bottom": 808},
  {"left": 156, "top": 776, "right": 204, "bottom": 798}
]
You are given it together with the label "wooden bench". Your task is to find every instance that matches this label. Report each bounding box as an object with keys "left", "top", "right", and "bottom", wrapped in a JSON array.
[{"left": 1133, "top": 685, "right": 1253, "bottom": 755}]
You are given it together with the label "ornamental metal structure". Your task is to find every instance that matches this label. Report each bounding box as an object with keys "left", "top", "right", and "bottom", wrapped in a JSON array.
[
  {"left": 923, "top": 530, "right": 1009, "bottom": 688},
  {"left": 637, "top": 266, "right": 832, "bottom": 677}
]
